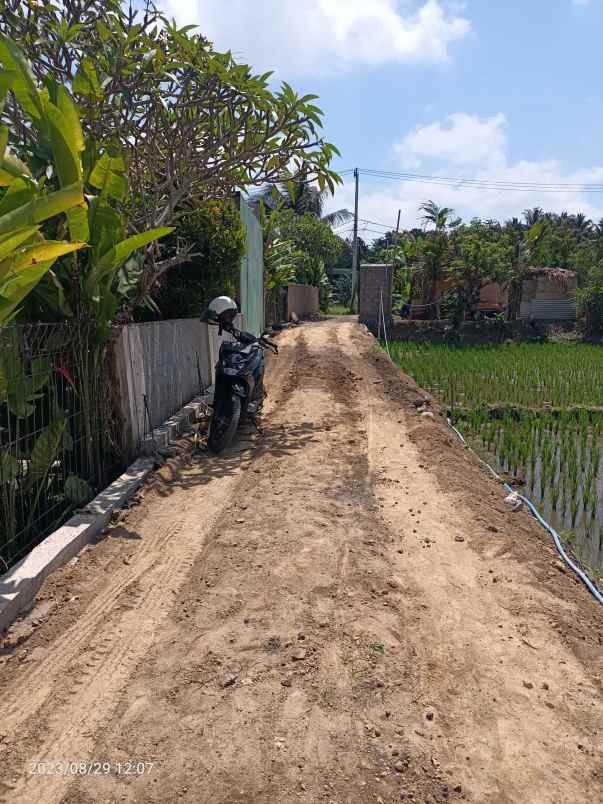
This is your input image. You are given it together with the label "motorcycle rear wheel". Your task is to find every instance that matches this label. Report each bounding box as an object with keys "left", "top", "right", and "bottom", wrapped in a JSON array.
[{"left": 208, "top": 394, "right": 241, "bottom": 453}]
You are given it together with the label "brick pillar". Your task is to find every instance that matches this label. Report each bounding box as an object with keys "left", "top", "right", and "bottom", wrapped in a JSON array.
[{"left": 359, "top": 264, "right": 393, "bottom": 335}]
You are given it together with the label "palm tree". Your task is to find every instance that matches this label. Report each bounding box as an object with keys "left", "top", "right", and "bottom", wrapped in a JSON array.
[
  {"left": 419, "top": 200, "right": 456, "bottom": 231},
  {"left": 571, "top": 212, "right": 593, "bottom": 236},
  {"left": 522, "top": 207, "right": 544, "bottom": 227},
  {"left": 252, "top": 180, "right": 352, "bottom": 227}
]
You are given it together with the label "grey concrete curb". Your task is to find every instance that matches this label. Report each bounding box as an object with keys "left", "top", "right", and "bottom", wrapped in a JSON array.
[
  {"left": 0, "top": 457, "right": 154, "bottom": 634},
  {"left": 141, "top": 393, "right": 212, "bottom": 455}
]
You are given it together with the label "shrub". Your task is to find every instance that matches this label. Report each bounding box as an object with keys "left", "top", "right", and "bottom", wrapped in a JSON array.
[
  {"left": 152, "top": 200, "right": 246, "bottom": 319},
  {"left": 575, "top": 261, "right": 603, "bottom": 334}
]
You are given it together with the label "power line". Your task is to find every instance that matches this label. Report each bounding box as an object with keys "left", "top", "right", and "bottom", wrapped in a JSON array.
[
  {"left": 336, "top": 167, "right": 603, "bottom": 192},
  {"left": 356, "top": 168, "right": 603, "bottom": 193}
]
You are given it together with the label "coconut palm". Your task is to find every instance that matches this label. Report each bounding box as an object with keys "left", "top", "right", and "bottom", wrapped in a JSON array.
[
  {"left": 523, "top": 207, "right": 544, "bottom": 227},
  {"left": 419, "top": 200, "right": 457, "bottom": 231},
  {"left": 252, "top": 180, "right": 352, "bottom": 227},
  {"left": 571, "top": 213, "right": 593, "bottom": 236}
]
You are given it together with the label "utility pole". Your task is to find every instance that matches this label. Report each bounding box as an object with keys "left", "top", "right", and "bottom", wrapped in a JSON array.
[
  {"left": 351, "top": 167, "right": 359, "bottom": 310},
  {"left": 395, "top": 209, "right": 401, "bottom": 233}
]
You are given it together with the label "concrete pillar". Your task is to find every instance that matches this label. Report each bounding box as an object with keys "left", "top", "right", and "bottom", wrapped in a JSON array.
[{"left": 358, "top": 264, "right": 394, "bottom": 336}]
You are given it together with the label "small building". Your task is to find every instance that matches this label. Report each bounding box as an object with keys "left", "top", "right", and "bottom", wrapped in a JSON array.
[
  {"left": 518, "top": 267, "right": 577, "bottom": 321},
  {"left": 407, "top": 267, "right": 576, "bottom": 322}
]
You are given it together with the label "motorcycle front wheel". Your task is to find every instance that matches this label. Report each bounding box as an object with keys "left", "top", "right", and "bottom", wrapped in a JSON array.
[{"left": 208, "top": 393, "right": 241, "bottom": 453}]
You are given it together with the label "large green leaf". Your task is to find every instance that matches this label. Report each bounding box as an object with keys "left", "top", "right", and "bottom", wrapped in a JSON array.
[
  {"left": 44, "top": 96, "right": 88, "bottom": 241},
  {"left": 0, "top": 240, "right": 86, "bottom": 283},
  {"left": 25, "top": 416, "right": 67, "bottom": 491},
  {"left": 72, "top": 58, "right": 102, "bottom": 99},
  {"left": 0, "top": 145, "right": 32, "bottom": 186},
  {"left": 0, "top": 451, "right": 19, "bottom": 485},
  {"left": 0, "top": 69, "right": 16, "bottom": 114},
  {"left": 89, "top": 153, "right": 127, "bottom": 201},
  {"left": 97, "top": 227, "right": 174, "bottom": 276},
  {"left": 64, "top": 475, "right": 93, "bottom": 505},
  {"left": 1, "top": 349, "right": 33, "bottom": 418},
  {"left": 0, "top": 243, "right": 84, "bottom": 325},
  {"left": 0, "top": 179, "right": 35, "bottom": 217},
  {"left": 0, "top": 38, "right": 45, "bottom": 126},
  {"left": 0, "top": 227, "right": 39, "bottom": 262},
  {"left": 0, "top": 181, "right": 84, "bottom": 235},
  {"left": 87, "top": 198, "right": 122, "bottom": 255}
]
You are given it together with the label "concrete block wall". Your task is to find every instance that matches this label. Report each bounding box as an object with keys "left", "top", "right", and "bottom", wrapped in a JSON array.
[
  {"left": 287, "top": 283, "right": 319, "bottom": 319},
  {"left": 113, "top": 317, "right": 242, "bottom": 460},
  {"left": 359, "top": 264, "right": 394, "bottom": 335}
]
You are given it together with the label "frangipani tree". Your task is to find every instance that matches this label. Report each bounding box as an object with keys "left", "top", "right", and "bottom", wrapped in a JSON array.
[{"left": 1, "top": 0, "right": 342, "bottom": 300}]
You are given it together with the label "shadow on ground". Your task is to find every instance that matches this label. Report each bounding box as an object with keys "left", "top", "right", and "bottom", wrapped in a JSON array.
[{"left": 150, "top": 419, "right": 325, "bottom": 497}]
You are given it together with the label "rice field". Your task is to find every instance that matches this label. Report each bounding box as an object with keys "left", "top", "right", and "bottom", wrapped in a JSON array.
[
  {"left": 389, "top": 341, "right": 603, "bottom": 575},
  {"left": 389, "top": 342, "right": 603, "bottom": 410}
]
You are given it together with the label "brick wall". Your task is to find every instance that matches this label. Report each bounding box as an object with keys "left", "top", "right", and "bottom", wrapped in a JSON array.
[{"left": 359, "top": 264, "right": 393, "bottom": 335}]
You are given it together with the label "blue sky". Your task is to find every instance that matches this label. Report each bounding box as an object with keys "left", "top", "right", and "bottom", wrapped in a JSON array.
[{"left": 159, "top": 1, "right": 603, "bottom": 232}]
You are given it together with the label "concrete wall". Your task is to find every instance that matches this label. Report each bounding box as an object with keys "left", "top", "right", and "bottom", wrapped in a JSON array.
[
  {"left": 113, "top": 318, "right": 242, "bottom": 459},
  {"left": 287, "top": 283, "right": 319, "bottom": 320},
  {"left": 359, "top": 264, "right": 394, "bottom": 334}
]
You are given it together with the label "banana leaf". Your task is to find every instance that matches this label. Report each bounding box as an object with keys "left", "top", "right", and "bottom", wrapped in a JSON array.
[{"left": 0, "top": 181, "right": 85, "bottom": 236}]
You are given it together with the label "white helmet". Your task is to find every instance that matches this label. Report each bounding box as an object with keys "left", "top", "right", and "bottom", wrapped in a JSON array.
[{"left": 203, "top": 296, "right": 238, "bottom": 325}]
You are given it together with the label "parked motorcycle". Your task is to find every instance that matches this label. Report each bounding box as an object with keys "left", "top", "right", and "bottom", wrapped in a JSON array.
[{"left": 202, "top": 297, "right": 278, "bottom": 453}]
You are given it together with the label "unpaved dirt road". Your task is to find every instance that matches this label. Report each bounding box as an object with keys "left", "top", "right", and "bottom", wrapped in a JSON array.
[{"left": 0, "top": 319, "right": 601, "bottom": 804}]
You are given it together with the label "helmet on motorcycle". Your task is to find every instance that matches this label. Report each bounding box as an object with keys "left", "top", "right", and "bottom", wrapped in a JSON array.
[{"left": 202, "top": 296, "right": 238, "bottom": 327}]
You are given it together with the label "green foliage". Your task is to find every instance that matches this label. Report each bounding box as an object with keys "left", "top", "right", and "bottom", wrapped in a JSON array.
[
  {"left": 575, "top": 261, "right": 603, "bottom": 334},
  {"left": 448, "top": 220, "right": 514, "bottom": 322},
  {"left": 1, "top": 0, "right": 342, "bottom": 299},
  {"left": 64, "top": 475, "right": 93, "bottom": 505},
  {"left": 0, "top": 40, "right": 86, "bottom": 324},
  {"left": 154, "top": 200, "right": 246, "bottom": 319},
  {"left": 0, "top": 38, "right": 173, "bottom": 336},
  {"left": 26, "top": 415, "right": 67, "bottom": 491},
  {"left": 389, "top": 341, "right": 603, "bottom": 409},
  {"left": 261, "top": 202, "right": 298, "bottom": 297},
  {"left": 271, "top": 209, "right": 342, "bottom": 311},
  {"left": 275, "top": 209, "right": 342, "bottom": 280}
]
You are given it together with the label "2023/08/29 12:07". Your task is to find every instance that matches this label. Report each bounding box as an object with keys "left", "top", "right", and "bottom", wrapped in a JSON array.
[{"left": 29, "top": 760, "right": 156, "bottom": 776}]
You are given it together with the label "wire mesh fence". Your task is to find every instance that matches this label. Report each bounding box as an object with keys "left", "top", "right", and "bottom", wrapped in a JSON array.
[
  {"left": 265, "top": 288, "right": 287, "bottom": 328},
  {"left": 0, "top": 321, "right": 121, "bottom": 570}
]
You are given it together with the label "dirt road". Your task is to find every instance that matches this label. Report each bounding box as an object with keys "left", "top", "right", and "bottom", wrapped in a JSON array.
[{"left": 0, "top": 319, "right": 601, "bottom": 804}]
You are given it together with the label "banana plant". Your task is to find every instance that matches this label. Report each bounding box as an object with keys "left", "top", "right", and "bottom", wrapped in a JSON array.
[
  {"left": 0, "top": 51, "right": 86, "bottom": 324},
  {"left": 0, "top": 37, "right": 173, "bottom": 339}
]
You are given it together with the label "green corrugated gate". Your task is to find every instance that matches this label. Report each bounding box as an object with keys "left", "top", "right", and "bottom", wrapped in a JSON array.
[{"left": 239, "top": 197, "right": 264, "bottom": 336}]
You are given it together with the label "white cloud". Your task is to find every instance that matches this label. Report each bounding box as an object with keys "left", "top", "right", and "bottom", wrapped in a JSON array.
[
  {"left": 327, "top": 113, "right": 603, "bottom": 236},
  {"left": 159, "top": 0, "right": 471, "bottom": 75},
  {"left": 395, "top": 113, "right": 508, "bottom": 170}
]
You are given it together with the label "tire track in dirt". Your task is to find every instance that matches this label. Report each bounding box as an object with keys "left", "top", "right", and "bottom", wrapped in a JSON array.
[
  {"left": 1, "top": 519, "right": 185, "bottom": 731},
  {"left": 0, "top": 450, "right": 267, "bottom": 799}
]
